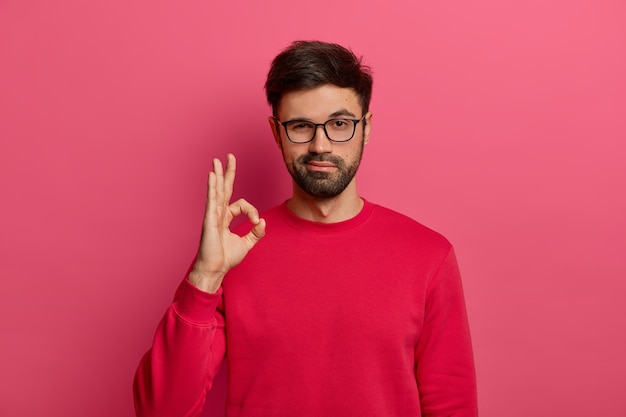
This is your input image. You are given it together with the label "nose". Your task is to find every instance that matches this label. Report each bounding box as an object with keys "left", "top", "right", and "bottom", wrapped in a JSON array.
[{"left": 308, "top": 124, "right": 333, "bottom": 154}]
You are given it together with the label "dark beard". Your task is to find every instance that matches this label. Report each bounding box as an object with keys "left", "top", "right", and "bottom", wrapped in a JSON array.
[{"left": 286, "top": 145, "right": 363, "bottom": 199}]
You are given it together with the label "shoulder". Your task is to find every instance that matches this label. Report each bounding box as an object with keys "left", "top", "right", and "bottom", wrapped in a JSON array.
[{"left": 368, "top": 202, "right": 452, "bottom": 251}]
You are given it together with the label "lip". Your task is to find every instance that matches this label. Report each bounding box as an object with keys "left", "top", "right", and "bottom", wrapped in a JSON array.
[{"left": 306, "top": 161, "right": 337, "bottom": 171}]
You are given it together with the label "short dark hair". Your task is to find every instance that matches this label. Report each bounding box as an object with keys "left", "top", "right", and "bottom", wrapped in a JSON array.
[{"left": 265, "top": 40, "right": 373, "bottom": 116}]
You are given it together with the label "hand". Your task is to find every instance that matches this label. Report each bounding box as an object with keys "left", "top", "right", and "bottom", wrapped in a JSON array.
[{"left": 188, "top": 154, "right": 266, "bottom": 293}]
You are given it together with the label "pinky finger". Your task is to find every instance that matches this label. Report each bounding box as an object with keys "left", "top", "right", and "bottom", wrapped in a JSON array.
[{"left": 205, "top": 171, "right": 217, "bottom": 223}]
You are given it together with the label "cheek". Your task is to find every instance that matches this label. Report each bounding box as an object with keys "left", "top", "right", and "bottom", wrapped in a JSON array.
[
  {"left": 281, "top": 147, "right": 300, "bottom": 164},
  {"left": 341, "top": 144, "right": 363, "bottom": 161}
]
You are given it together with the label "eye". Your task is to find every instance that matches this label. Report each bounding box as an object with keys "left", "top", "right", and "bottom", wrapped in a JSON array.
[
  {"left": 328, "top": 119, "right": 352, "bottom": 130},
  {"left": 288, "top": 121, "right": 314, "bottom": 131}
]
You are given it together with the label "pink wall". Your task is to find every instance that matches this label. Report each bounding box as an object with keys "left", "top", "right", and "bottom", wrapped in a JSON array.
[{"left": 1, "top": 1, "right": 625, "bottom": 416}]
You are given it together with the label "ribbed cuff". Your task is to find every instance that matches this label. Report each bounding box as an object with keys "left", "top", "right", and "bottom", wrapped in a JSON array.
[{"left": 173, "top": 279, "right": 222, "bottom": 324}]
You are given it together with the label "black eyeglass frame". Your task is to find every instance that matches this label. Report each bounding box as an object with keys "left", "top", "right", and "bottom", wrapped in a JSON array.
[{"left": 273, "top": 116, "right": 365, "bottom": 144}]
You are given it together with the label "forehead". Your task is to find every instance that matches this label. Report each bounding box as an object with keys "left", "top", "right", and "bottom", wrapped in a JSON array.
[{"left": 277, "top": 84, "right": 361, "bottom": 120}]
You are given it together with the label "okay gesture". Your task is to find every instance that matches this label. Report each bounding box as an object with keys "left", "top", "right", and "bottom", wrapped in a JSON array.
[{"left": 189, "top": 154, "right": 266, "bottom": 293}]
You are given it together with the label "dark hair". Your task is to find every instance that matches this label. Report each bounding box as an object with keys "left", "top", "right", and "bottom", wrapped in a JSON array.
[{"left": 265, "top": 40, "right": 373, "bottom": 116}]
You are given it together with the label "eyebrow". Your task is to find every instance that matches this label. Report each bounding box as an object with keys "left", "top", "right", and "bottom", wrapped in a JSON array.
[
  {"left": 329, "top": 108, "right": 357, "bottom": 118},
  {"left": 283, "top": 108, "right": 358, "bottom": 123}
]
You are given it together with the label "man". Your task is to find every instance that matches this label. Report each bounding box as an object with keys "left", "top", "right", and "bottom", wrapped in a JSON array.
[{"left": 134, "top": 40, "right": 477, "bottom": 417}]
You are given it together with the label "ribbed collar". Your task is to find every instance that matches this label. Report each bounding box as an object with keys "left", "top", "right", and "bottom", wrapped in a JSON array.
[{"left": 277, "top": 199, "right": 375, "bottom": 234}]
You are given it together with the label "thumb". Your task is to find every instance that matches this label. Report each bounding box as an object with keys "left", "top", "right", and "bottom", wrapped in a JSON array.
[{"left": 244, "top": 218, "right": 266, "bottom": 249}]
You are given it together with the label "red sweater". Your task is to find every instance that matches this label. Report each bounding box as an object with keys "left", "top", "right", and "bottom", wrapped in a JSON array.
[{"left": 134, "top": 200, "right": 477, "bottom": 416}]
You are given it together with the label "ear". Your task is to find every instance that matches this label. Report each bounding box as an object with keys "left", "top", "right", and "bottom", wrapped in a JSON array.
[
  {"left": 268, "top": 116, "right": 282, "bottom": 148},
  {"left": 363, "top": 112, "right": 373, "bottom": 146}
]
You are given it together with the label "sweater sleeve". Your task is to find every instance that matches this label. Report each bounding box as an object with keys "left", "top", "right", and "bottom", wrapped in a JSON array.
[
  {"left": 133, "top": 277, "right": 226, "bottom": 417},
  {"left": 415, "top": 247, "right": 478, "bottom": 417}
]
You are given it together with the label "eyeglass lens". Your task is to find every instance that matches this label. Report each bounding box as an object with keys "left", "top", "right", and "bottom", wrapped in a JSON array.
[{"left": 285, "top": 119, "right": 357, "bottom": 143}]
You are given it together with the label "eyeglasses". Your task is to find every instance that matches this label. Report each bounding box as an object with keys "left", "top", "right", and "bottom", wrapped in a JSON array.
[{"left": 274, "top": 116, "right": 365, "bottom": 144}]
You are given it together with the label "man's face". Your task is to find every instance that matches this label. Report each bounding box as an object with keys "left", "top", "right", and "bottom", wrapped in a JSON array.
[{"left": 270, "top": 84, "right": 372, "bottom": 199}]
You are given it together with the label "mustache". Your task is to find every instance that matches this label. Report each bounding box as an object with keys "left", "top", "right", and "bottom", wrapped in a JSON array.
[{"left": 299, "top": 153, "right": 343, "bottom": 166}]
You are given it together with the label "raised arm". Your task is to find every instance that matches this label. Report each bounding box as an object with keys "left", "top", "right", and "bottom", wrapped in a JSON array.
[{"left": 134, "top": 154, "right": 266, "bottom": 417}]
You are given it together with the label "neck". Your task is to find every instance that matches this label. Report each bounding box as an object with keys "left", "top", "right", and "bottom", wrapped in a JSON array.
[{"left": 287, "top": 181, "right": 363, "bottom": 223}]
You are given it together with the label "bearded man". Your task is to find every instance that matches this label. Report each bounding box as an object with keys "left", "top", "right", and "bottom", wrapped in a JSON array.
[{"left": 134, "top": 40, "right": 478, "bottom": 417}]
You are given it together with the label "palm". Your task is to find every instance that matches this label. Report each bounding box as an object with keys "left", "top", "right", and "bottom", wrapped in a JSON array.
[{"left": 191, "top": 154, "right": 265, "bottom": 292}]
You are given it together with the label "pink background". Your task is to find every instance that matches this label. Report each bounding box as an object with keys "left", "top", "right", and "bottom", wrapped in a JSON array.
[{"left": 1, "top": 1, "right": 625, "bottom": 416}]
